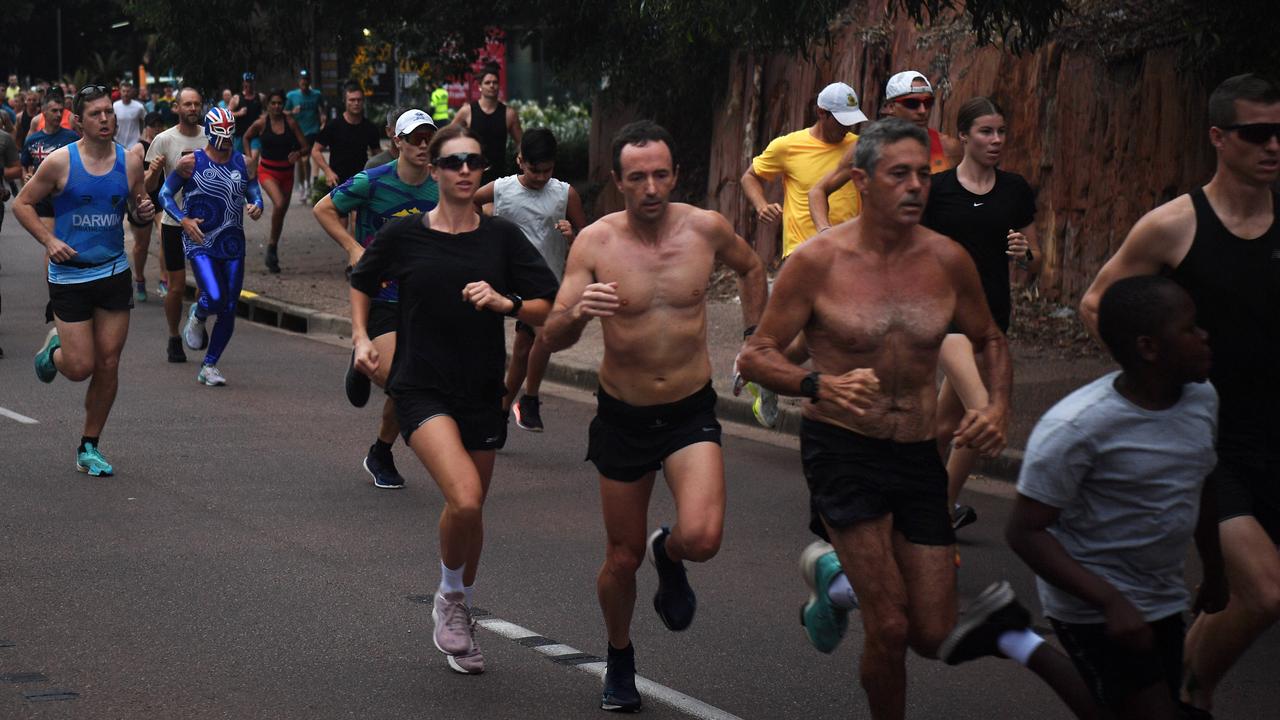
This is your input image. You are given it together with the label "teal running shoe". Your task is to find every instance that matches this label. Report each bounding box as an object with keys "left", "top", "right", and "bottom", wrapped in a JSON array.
[
  {"left": 76, "top": 443, "right": 115, "bottom": 477},
  {"left": 746, "top": 382, "right": 779, "bottom": 428},
  {"left": 158, "top": 278, "right": 169, "bottom": 297},
  {"left": 799, "top": 540, "right": 849, "bottom": 653},
  {"left": 134, "top": 280, "right": 148, "bottom": 303},
  {"left": 34, "top": 328, "right": 60, "bottom": 383}
]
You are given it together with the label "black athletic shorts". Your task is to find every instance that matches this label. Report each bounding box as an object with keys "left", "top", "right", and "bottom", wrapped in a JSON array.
[
  {"left": 1050, "top": 613, "right": 1184, "bottom": 708},
  {"left": 46, "top": 270, "right": 133, "bottom": 323},
  {"left": 1214, "top": 441, "right": 1280, "bottom": 544},
  {"left": 35, "top": 197, "right": 54, "bottom": 218},
  {"left": 368, "top": 300, "right": 398, "bottom": 340},
  {"left": 800, "top": 418, "right": 954, "bottom": 546},
  {"left": 394, "top": 388, "right": 507, "bottom": 451},
  {"left": 586, "top": 382, "right": 722, "bottom": 482},
  {"left": 160, "top": 224, "right": 187, "bottom": 273}
]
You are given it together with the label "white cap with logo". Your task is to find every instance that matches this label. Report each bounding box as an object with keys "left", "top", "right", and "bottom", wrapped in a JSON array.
[
  {"left": 816, "top": 82, "right": 869, "bottom": 127},
  {"left": 885, "top": 71, "right": 934, "bottom": 101},
  {"left": 395, "top": 108, "right": 437, "bottom": 137}
]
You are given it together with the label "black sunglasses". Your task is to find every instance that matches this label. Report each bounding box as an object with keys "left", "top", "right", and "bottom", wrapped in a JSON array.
[
  {"left": 434, "top": 152, "right": 488, "bottom": 171},
  {"left": 74, "top": 84, "right": 109, "bottom": 113},
  {"left": 1221, "top": 123, "right": 1280, "bottom": 145},
  {"left": 896, "top": 97, "right": 934, "bottom": 111}
]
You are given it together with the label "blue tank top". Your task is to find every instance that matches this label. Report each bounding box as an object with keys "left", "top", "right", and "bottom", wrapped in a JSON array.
[
  {"left": 179, "top": 150, "right": 250, "bottom": 259},
  {"left": 50, "top": 143, "right": 129, "bottom": 284}
]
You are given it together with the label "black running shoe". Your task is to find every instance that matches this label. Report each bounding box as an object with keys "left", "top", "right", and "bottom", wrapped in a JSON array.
[
  {"left": 952, "top": 504, "right": 978, "bottom": 531},
  {"left": 345, "top": 350, "right": 371, "bottom": 408},
  {"left": 600, "top": 643, "right": 642, "bottom": 713},
  {"left": 167, "top": 336, "right": 187, "bottom": 363},
  {"left": 265, "top": 245, "right": 281, "bottom": 274},
  {"left": 363, "top": 445, "right": 405, "bottom": 489},
  {"left": 939, "top": 580, "right": 1032, "bottom": 665},
  {"left": 649, "top": 526, "right": 697, "bottom": 631},
  {"left": 513, "top": 394, "right": 544, "bottom": 432}
]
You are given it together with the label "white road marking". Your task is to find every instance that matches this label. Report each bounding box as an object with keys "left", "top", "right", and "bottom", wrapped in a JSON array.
[
  {"left": 0, "top": 407, "right": 38, "bottom": 425},
  {"left": 476, "top": 616, "right": 745, "bottom": 720}
]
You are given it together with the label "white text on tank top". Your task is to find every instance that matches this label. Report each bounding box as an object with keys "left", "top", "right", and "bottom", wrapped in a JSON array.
[{"left": 493, "top": 175, "right": 570, "bottom": 282}]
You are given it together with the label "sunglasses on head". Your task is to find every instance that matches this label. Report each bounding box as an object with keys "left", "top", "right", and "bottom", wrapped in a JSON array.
[
  {"left": 434, "top": 152, "right": 488, "bottom": 171},
  {"left": 1221, "top": 123, "right": 1280, "bottom": 145},
  {"left": 896, "top": 97, "right": 934, "bottom": 111}
]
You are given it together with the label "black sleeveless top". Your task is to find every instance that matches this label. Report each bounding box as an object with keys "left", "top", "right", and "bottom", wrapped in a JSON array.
[
  {"left": 469, "top": 100, "right": 507, "bottom": 179},
  {"left": 236, "top": 95, "right": 263, "bottom": 137},
  {"left": 259, "top": 117, "right": 300, "bottom": 165},
  {"left": 1172, "top": 188, "right": 1280, "bottom": 448}
]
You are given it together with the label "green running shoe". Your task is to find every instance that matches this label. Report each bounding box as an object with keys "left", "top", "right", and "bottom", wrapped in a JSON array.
[
  {"left": 799, "top": 540, "right": 849, "bottom": 654},
  {"left": 76, "top": 443, "right": 115, "bottom": 477},
  {"left": 747, "top": 382, "right": 779, "bottom": 428},
  {"left": 34, "top": 328, "right": 60, "bottom": 383}
]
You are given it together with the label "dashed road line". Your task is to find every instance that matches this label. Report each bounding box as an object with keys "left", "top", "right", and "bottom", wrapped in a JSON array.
[
  {"left": 0, "top": 407, "right": 38, "bottom": 425},
  {"left": 475, "top": 615, "right": 744, "bottom": 720}
]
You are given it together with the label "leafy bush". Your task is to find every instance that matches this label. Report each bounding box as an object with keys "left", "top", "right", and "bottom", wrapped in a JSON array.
[{"left": 506, "top": 99, "right": 591, "bottom": 182}]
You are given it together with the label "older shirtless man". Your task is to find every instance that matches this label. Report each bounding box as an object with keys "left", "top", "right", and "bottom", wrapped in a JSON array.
[
  {"left": 739, "top": 118, "right": 1094, "bottom": 720},
  {"left": 543, "top": 120, "right": 767, "bottom": 713}
]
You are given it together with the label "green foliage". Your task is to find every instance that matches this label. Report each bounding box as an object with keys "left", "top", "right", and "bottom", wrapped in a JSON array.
[{"left": 894, "top": 0, "right": 1069, "bottom": 54}]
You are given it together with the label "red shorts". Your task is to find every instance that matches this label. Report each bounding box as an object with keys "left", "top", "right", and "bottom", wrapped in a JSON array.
[{"left": 258, "top": 159, "right": 295, "bottom": 197}]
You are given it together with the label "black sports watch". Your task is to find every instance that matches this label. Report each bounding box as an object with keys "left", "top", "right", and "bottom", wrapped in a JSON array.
[
  {"left": 504, "top": 293, "right": 524, "bottom": 317},
  {"left": 800, "top": 371, "right": 821, "bottom": 401}
]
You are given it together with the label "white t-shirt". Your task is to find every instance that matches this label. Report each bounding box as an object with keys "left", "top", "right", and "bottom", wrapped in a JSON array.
[
  {"left": 146, "top": 126, "right": 208, "bottom": 227},
  {"left": 1017, "top": 371, "right": 1218, "bottom": 623},
  {"left": 493, "top": 175, "right": 571, "bottom": 281},
  {"left": 113, "top": 99, "right": 146, "bottom": 149}
]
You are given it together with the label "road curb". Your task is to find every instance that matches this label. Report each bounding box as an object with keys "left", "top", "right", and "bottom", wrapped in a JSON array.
[{"left": 194, "top": 278, "right": 1023, "bottom": 481}]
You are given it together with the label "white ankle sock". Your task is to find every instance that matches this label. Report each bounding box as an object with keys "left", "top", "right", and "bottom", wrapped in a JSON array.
[
  {"left": 996, "top": 628, "right": 1044, "bottom": 666},
  {"left": 439, "top": 560, "right": 465, "bottom": 595},
  {"left": 464, "top": 584, "right": 475, "bottom": 607},
  {"left": 827, "top": 572, "right": 859, "bottom": 609}
]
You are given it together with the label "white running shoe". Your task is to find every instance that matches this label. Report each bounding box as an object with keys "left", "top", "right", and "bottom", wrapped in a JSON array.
[
  {"left": 183, "top": 304, "right": 208, "bottom": 350},
  {"left": 197, "top": 364, "right": 226, "bottom": 386}
]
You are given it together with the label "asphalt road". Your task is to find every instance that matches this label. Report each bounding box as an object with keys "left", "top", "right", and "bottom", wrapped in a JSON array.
[{"left": 1, "top": 219, "right": 1276, "bottom": 719}]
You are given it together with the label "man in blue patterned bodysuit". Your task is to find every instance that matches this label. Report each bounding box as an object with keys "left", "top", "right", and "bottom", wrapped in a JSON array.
[{"left": 160, "top": 107, "right": 263, "bottom": 386}]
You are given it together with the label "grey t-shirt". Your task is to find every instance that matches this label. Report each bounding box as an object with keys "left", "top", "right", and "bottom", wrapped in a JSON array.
[
  {"left": 365, "top": 149, "right": 394, "bottom": 170},
  {"left": 493, "top": 175, "right": 571, "bottom": 281},
  {"left": 1017, "top": 371, "right": 1218, "bottom": 623},
  {"left": 113, "top": 99, "right": 146, "bottom": 149}
]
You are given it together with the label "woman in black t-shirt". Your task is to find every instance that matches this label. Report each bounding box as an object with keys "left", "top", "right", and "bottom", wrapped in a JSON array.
[
  {"left": 921, "top": 97, "right": 1043, "bottom": 528},
  {"left": 349, "top": 124, "right": 558, "bottom": 674}
]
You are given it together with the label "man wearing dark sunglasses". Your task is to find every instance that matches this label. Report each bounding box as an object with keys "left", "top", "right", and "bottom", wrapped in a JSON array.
[
  {"left": 810, "top": 70, "right": 961, "bottom": 232},
  {"left": 1081, "top": 72, "right": 1280, "bottom": 715},
  {"left": 314, "top": 108, "right": 439, "bottom": 490},
  {"left": 12, "top": 84, "right": 156, "bottom": 477}
]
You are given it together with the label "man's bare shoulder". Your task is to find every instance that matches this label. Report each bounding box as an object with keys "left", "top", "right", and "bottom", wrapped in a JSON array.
[
  {"left": 680, "top": 203, "right": 733, "bottom": 235},
  {"left": 786, "top": 230, "right": 842, "bottom": 270},
  {"left": 1134, "top": 193, "right": 1196, "bottom": 236}
]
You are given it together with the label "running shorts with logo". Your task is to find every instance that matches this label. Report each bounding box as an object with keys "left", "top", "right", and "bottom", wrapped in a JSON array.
[
  {"left": 395, "top": 388, "right": 507, "bottom": 451},
  {"left": 587, "top": 382, "right": 722, "bottom": 482},
  {"left": 800, "top": 418, "right": 954, "bottom": 545}
]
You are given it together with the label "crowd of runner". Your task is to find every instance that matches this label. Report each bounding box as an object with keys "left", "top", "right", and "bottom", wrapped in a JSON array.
[{"left": 2, "top": 62, "right": 1277, "bottom": 719}]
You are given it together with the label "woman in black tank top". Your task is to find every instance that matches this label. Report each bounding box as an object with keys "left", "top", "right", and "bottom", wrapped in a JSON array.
[{"left": 243, "top": 90, "right": 310, "bottom": 272}]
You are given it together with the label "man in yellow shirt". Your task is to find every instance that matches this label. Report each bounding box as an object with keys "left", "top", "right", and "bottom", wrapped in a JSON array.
[{"left": 741, "top": 82, "right": 866, "bottom": 258}]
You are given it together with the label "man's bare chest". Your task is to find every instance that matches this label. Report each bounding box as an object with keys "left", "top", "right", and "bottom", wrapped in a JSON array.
[{"left": 594, "top": 240, "right": 715, "bottom": 315}]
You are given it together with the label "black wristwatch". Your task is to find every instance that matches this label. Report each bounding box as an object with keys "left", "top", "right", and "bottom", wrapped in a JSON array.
[
  {"left": 800, "top": 371, "right": 821, "bottom": 401},
  {"left": 504, "top": 293, "right": 524, "bottom": 317}
]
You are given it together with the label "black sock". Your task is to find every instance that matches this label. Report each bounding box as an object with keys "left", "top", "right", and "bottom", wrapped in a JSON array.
[
  {"left": 607, "top": 642, "right": 633, "bottom": 657},
  {"left": 80, "top": 436, "right": 99, "bottom": 450},
  {"left": 372, "top": 438, "right": 393, "bottom": 456}
]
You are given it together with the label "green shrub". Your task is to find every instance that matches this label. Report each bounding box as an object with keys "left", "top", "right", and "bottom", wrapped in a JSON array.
[{"left": 506, "top": 99, "right": 591, "bottom": 182}]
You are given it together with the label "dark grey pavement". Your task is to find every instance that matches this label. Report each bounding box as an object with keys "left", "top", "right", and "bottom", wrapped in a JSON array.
[{"left": 2, "top": 215, "right": 1277, "bottom": 719}]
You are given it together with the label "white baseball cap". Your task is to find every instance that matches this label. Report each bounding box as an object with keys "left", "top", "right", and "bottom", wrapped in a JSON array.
[
  {"left": 816, "top": 82, "right": 868, "bottom": 127},
  {"left": 885, "top": 71, "right": 934, "bottom": 100},
  {"left": 394, "top": 108, "right": 436, "bottom": 137}
]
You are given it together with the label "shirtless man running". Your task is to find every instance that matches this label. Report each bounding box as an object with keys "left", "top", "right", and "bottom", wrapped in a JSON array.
[
  {"left": 543, "top": 120, "right": 767, "bottom": 713},
  {"left": 739, "top": 118, "right": 1095, "bottom": 720}
]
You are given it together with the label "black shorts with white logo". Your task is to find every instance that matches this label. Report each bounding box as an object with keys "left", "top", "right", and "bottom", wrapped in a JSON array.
[
  {"left": 801, "top": 418, "right": 954, "bottom": 546},
  {"left": 587, "top": 382, "right": 722, "bottom": 482},
  {"left": 46, "top": 269, "right": 134, "bottom": 323},
  {"left": 394, "top": 388, "right": 507, "bottom": 451}
]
